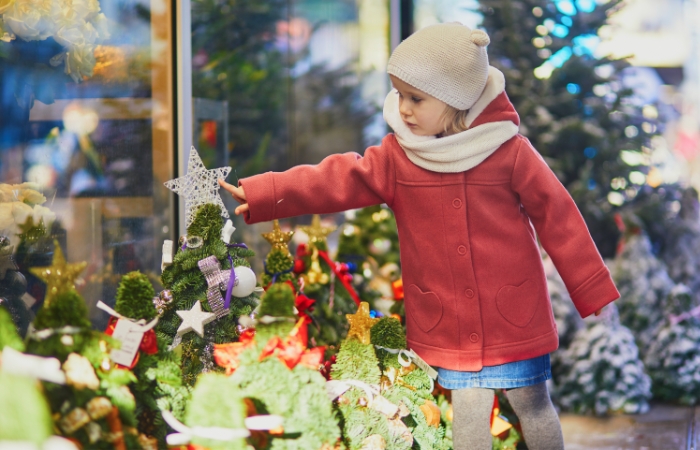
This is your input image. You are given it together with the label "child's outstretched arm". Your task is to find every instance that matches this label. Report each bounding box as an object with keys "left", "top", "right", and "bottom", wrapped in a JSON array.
[
  {"left": 218, "top": 180, "right": 248, "bottom": 216},
  {"left": 219, "top": 138, "right": 396, "bottom": 225}
]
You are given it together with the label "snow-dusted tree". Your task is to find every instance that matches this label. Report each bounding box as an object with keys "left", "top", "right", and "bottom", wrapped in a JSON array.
[
  {"left": 611, "top": 230, "right": 675, "bottom": 348},
  {"left": 661, "top": 187, "right": 700, "bottom": 298},
  {"left": 644, "top": 284, "right": 700, "bottom": 405},
  {"left": 554, "top": 304, "right": 651, "bottom": 416}
]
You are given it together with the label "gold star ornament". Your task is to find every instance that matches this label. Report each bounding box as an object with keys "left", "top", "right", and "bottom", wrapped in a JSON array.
[
  {"left": 300, "top": 215, "right": 336, "bottom": 247},
  {"left": 262, "top": 220, "right": 294, "bottom": 255},
  {"left": 346, "top": 302, "right": 379, "bottom": 345},
  {"left": 30, "top": 240, "right": 87, "bottom": 306}
]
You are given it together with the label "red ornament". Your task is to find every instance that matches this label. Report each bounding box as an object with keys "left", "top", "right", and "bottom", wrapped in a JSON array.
[{"left": 293, "top": 259, "right": 306, "bottom": 274}]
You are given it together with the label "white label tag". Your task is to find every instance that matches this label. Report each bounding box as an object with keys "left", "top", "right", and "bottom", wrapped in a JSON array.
[
  {"left": 109, "top": 319, "right": 145, "bottom": 367},
  {"left": 408, "top": 349, "right": 438, "bottom": 380}
]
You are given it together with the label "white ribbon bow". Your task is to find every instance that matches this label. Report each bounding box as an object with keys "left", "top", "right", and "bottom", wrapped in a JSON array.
[
  {"left": 96, "top": 301, "right": 159, "bottom": 331},
  {"left": 162, "top": 410, "right": 284, "bottom": 446},
  {"left": 326, "top": 379, "right": 379, "bottom": 406}
]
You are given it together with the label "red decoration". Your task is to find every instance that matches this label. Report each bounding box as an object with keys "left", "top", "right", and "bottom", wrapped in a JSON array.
[
  {"left": 320, "top": 354, "right": 337, "bottom": 380},
  {"left": 317, "top": 250, "right": 360, "bottom": 306},
  {"left": 213, "top": 329, "right": 256, "bottom": 375},
  {"left": 104, "top": 317, "right": 158, "bottom": 369},
  {"left": 215, "top": 319, "right": 325, "bottom": 374},
  {"left": 392, "top": 279, "right": 404, "bottom": 301},
  {"left": 293, "top": 259, "right": 306, "bottom": 274}
]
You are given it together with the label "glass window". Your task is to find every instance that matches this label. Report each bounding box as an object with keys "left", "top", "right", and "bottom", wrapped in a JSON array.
[
  {"left": 190, "top": 0, "right": 391, "bottom": 259},
  {"left": 0, "top": 0, "right": 176, "bottom": 327}
]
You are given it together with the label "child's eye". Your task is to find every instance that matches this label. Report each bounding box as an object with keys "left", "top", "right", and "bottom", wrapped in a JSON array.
[{"left": 411, "top": 96, "right": 422, "bottom": 103}]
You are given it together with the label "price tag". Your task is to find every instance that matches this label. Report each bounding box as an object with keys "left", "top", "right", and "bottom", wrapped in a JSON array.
[
  {"left": 408, "top": 349, "right": 438, "bottom": 380},
  {"left": 109, "top": 319, "right": 145, "bottom": 367}
]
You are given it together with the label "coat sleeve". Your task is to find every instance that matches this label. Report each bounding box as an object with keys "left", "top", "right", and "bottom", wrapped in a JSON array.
[
  {"left": 511, "top": 137, "right": 620, "bottom": 318},
  {"left": 239, "top": 137, "right": 396, "bottom": 224}
]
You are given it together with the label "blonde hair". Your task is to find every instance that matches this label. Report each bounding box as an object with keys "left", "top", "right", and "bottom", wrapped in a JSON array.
[{"left": 438, "top": 104, "right": 469, "bottom": 137}]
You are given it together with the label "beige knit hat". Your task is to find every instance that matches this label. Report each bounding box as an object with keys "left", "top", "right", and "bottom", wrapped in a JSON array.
[{"left": 387, "top": 22, "right": 490, "bottom": 111}]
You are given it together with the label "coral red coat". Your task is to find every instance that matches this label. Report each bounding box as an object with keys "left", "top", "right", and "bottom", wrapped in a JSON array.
[{"left": 240, "top": 92, "right": 620, "bottom": 371}]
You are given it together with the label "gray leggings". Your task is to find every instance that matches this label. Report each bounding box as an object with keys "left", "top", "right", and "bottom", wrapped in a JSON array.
[{"left": 451, "top": 382, "right": 564, "bottom": 450}]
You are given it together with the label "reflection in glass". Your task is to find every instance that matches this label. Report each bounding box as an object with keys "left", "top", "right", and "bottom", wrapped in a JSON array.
[{"left": 0, "top": 0, "right": 175, "bottom": 326}]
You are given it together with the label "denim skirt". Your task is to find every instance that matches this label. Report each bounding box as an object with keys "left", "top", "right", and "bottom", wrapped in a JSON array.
[{"left": 437, "top": 354, "right": 552, "bottom": 390}]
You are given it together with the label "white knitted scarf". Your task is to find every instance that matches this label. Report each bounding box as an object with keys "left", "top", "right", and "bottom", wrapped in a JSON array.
[{"left": 383, "top": 66, "right": 520, "bottom": 173}]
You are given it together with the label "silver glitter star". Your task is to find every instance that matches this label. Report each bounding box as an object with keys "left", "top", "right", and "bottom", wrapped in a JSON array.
[{"left": 164, "top": 146, "right": 232, "bottom": 228}]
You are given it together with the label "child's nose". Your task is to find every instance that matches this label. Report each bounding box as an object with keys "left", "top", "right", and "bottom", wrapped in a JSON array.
[{"left": 399, "top": 102, "right": 411, "bottom": 117}]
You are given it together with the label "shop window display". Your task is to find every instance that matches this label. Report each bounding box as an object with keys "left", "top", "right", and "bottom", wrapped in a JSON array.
[{"left": 0, "top": 0, "right": 175, "bottom": 326}]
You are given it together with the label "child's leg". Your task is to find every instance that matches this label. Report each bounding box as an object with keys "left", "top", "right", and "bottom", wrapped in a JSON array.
[
  {"left": 452, "top": 387, "right": 494, "bottom": 450},
  {"left": 505, "top": 382, "right": 564, "bottom": 450}
]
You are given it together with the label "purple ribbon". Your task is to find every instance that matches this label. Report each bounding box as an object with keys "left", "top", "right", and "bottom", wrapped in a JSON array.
[{"left": 198, "top": 256, "right": 231, "bottom": 319}]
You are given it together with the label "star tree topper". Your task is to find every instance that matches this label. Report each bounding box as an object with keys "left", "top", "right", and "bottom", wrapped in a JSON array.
[
  {"left": 176, "top": 300, "right": 216, "bottom": 337},
  {"left": 29, "top": 240, "right": 87, "bottom": 306},
  {"left": 346, "top": 302, "right": 379, "bottom": 345},
  {"left": 300, "top": 214, "right": 336, "bottom": 247},
  {"left": 164, "top": 146, "right": 232, "bottom": 227},
  {"left": 262, "top": 220, "right": 295, "bottom": 256}
]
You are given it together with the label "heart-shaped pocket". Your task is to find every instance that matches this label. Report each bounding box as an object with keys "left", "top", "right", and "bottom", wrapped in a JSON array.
[
  {"left": 495, "top": 279, "right": 539, "bottom": 328},
  {"left": 406, "top": 284, "right": 443, "bottom": 333}
]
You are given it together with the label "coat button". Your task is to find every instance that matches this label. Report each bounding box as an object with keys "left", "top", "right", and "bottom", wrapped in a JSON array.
[
  {"left": 465, "top": 289, "right": 474, "bottom": 298},
  {"left": 457, "top": 245, "right": 467, "bottom": 255},
  {"left": 452, "top": 198, "right": 462, "bottom": 208},
  {"left": 470, "top": 333, "right": 479, "bottom": 343}
]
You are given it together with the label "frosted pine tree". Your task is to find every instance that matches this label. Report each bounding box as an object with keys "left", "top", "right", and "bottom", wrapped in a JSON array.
[
  {"left": 661, "top": 188, "right": 700, "bottom": 298},
  {"left": 644, "top": 284, "right": 700, "bottom": 405},
  {"left": 611, "top": 230, "right": 675, "bottom": 348},
  {"left": 554, "top": 304, "right": 651, "bottom": 416}
]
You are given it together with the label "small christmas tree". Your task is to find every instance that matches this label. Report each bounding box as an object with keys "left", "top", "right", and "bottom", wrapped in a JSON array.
[
  {"left": 371, "top": 317, "right": 451, "bottom": 450},
  {"left": 644, "top": 285, "right": 700, "bottom": 405},
  {"left": 177, "top": 372, "right": 249, "bottom": 450},
  {"left": 110, "top": 271, "right": 189, "bottom": 447},
  {"left": 611, "top": 227, "right": 675, "bottom": 348},
  {"left": 329, "top": 303, "right": 416, "bottom": 449},
  {"left": 554, "top": 304, "right": 651, "bottom": 416},
  {"left": 25, "top": 241, "right": 145, "bottom": 448},
  {"left": 296, "top": 215, "right": 360, "bottom": 350},
  {"left": 216, "top": 272, "right": 340, "bottom": 449},
  {"left": 159, "top": 203, "right": 257, "bottom": 385}
]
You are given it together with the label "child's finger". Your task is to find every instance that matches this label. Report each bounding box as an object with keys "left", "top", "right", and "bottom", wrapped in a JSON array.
[
  {"left": 218, "top": 179, "right": 245, "bottom": 202},
  {"left": 234, "top": 204, "right": 250, "bottom": 215}
]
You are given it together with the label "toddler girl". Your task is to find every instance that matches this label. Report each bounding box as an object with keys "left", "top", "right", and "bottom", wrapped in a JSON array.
[{"left": 219, "top": 23, "right": 619, "bottom": 450}]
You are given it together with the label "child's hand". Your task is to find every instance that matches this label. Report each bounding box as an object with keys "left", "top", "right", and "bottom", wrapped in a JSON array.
[
  {"left": 594, "top": 307, "right": 603, "bottom": 316},
  {"left": 218, "top": 179, "right": 249, "bottom": 215}
]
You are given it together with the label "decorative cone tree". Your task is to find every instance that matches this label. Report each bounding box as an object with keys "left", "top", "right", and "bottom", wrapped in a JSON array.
[
  {"left": 159, "top": 204, "right": 257, "bottom": 385},
  {"left": 329, "top": 302, "right": 416, "bottom": 449},
  {"left": 296, "top": 215, "right": 361, "bottom": 351},
  {"left": 25, "top": 241, "right": 145, "bottom": 449},
  {"left": 110, "top": 271, "right": 189, "bottom": 447},
  {"left": 160, "top": 149, "right": 259, "bottom": 385},
  {"left": 215, "top": 280, "right": 340, "bottom": 449},
  {"left": 554, "top": 304, "right": 651, "bottom": 416},
  {"left": 644, "top": 285, "right": 700, "bottom": 405},
  {"left": 478, "top": 0, "right": 657, "bottom": 259},
  {"left": 370, "top": 317, "right": 451, "bottom": 450}
]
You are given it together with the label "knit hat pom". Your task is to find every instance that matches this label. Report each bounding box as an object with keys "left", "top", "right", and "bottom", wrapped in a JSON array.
[{"left": 470, "top": 30, "right": 490, "bottom": 47}]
